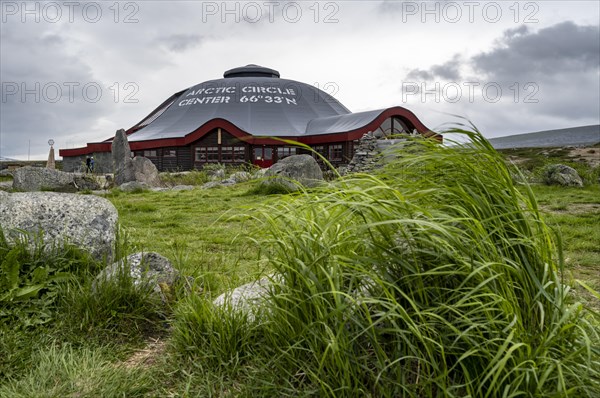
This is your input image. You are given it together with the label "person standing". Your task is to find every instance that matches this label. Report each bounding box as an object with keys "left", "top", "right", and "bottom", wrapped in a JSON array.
[{"left": 86, "top": 156, "right": 92, "bottom": 173}]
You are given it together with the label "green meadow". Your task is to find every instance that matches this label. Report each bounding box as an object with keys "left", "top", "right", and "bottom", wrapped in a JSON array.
[{"left": 1, "top": 131, "right": 599, "bottom": 397}]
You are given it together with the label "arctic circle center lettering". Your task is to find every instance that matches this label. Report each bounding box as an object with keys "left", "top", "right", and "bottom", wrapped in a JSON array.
[{"left": 179, "top": 85, "right": 298, "bottom": 107}]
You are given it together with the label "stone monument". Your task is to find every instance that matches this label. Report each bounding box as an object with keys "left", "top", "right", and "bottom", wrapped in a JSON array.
[{"left": 46, "top": 139, "right": 56, "bottom": 170}]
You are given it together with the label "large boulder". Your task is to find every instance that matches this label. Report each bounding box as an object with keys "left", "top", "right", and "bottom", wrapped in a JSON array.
[
  {"left": 12, "top": 166, "right": 99, "bottom": 192},
  {"left": 0, "top": 191, "right": 118, "bottom": 261},
  {"left": 131, "top": 156, "right": 161, "bottom": 187},
  {"left": 94, "top": 252, "right": 179, "bottom": 302},
  {"left": 263, "top": 155, "right": 323, "bottom": 191},
  {"left": 112, "top": 129, "right": 136, "bottom": 186},
  {"left": 543, "top": 164, "right": 583, "bottom": 187},
  {"left": 111, "top": 129, "right": 161, "bottom": 187}
]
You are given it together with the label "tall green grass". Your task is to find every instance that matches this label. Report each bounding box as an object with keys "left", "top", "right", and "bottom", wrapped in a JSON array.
[{"left": 172, "top": 128, "right": 600, "bottom": 397}]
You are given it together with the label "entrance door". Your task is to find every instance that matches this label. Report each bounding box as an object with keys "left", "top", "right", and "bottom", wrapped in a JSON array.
[{"left": 253, "top": 146, "right": 274, "bottom": 168}]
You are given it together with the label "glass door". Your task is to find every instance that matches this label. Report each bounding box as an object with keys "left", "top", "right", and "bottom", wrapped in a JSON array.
[{"left": 253, "top": 146, "right": 274, "bottom": 168}]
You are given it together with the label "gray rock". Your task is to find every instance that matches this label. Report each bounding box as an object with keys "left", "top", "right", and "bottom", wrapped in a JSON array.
[
  {"left": 0, "top": 169, "right": 12, "bottom": 177},
  {"left": 13, "top": 166, "right": 74, "bottom": 191},
  {"left": 0, "top": 191, "right": 118, "bottom": 261},
  {"left": 201, "top": 181, "right": 221, "bottom": 189},
  {"left": 12, "top": 166, "right": 99, "bottom": 192},
  {"left": 171, "top": 185, "right": 194, "bottom": 191},
  {"left": 221, "top": 178, "right": 236, "bottom": 186},
  {"left": 73, "top": 174, "right": 101, "bottom": 191},
  {"left": 112, "top": 129, "right": 136, "bottom": 186},
  {"left": 213, "top": 278, "right": 272, "bottom": 319},
  {"left": 94, "top": 252, "right": 179, "bottom": 301},
  {"left": 118, "top": 181, "right": 150, "bottom": 192},
  {"left": 131, "top": 156, "right": 162, "bottom": 187},
  {"left": 231, "top": 171, "right": 252, "bottom": 183},
  {"left": 0, "top": 181, "right": 12, "bottom": 191},
  {"left": 253, "top": 168, "right": 268, "bottom": 178},
  {"left": 210, "top": 169, "right": 226, "bottom": 180},
  {"left": 263, "top": 155, "right": 323, "bottom": 191},
  {"left": 543, "top": 164, "right": 584, "bottom": 187},
  {"left": 94, "top": 174, "right": 114, "bottom": 190}
]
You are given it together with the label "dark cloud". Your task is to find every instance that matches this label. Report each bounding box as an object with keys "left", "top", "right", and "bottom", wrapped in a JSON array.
[
  {"left": 157, "top": 34, "right": 204, "bottom": 53},
  {"left": 406, "top": 54, "right": 461, "bottom": 81},
  {"left": 471, "top": 21, "right": 600, "bottom": 121},
  {"left": 473, "top": 22, "right": 600, "bottom": 81},
  {"left": 0, "top": 26, "right": 114, "bottom": 158},
  {"left": 407, "top": 55, "right": 462, "bottom": 81},
  {"left": 400, "top": 21, "right": 600, "bottom": 135},
  {"left": 406, "top": 22, "right": 599, "bottom": 85},
  {"left": 431, "top": 60, "right": 461, "bottom": 80}
]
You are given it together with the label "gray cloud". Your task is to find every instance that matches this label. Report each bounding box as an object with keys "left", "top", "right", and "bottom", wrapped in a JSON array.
[
  {"left": 407, "top": 55, "right": 462, "bottom": 81},
  {"left": 473, "top": 22, "right": 600, "bottom": 81},
  {"left": 400, "top": 21, "right": 600, "bottom": 135},
  {"left": 471, "top": 21, "right": 600, "bottom": 121},
  {"left": 157, "top": 34, "right": 204, "bottom": 53},
  {"left": 0, "top": 25, "right": 114, "bottom": 158},
  {"left": 406, "top": 69, "right": 434, "bottom": 80}
]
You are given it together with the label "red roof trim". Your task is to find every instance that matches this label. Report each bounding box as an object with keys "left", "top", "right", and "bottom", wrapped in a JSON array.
[{"left": 59, "top": 106, "right": 439, "bottom": 157}]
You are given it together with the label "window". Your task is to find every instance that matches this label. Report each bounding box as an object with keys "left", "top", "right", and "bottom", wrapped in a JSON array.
[
  {"left": 328, "top": 144, "right": 343, "bottom": 161},
  {"left": 254, "top": 147, "right": 273, "bottom": 161},
  {"left": 196, "top": 146, "right": 245, "bottom": 163},
  {"left": 254, "top": 147, "right": 263, "bottom": 160},
  {"left": 278, "top": 147, "right": 297, "bottom": 159},
  {"left": 312, "top": 145, "right": 326, "bottom": 160},
  {"left": 374, "top": 117, "right": 413, "bottom": 138},
  {"left": 221, "top": 146, "right": 233, "bottom": 162},
  {"left": 379, "top": 118, "right": 393, "bottom": 136},
  {"left": 264, "top": 148, "right": 273, "bottom": 160},
  {"left": 195, "top": 147, "right": 206, "bottom": 162},
  {"left": 164, "top": 149, "right": 176, "bottom": 157},
  {"left": 144, "top": 150, "right": 157, "bottom": 157},
  {"left": 195, "top": 146, "right": 218, "bottom": 162},
  {"left": 392, "top": 117, "right": 408, "bottom": 134},
  {"left": 207, "top": 147, "right": 219, "bottom": 162},
  {"left": 234, "top": 146, "right": 245, "bottom": 162}
]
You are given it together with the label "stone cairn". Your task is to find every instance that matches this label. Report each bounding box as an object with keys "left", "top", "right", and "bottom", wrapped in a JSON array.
[{"left": 344, "top": 132, "right": 382, "bottom": 174}]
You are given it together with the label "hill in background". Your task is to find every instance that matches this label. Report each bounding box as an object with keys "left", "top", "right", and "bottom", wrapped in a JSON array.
[{"left": 489, "top": 125, "right": 600, "bottom": 149}]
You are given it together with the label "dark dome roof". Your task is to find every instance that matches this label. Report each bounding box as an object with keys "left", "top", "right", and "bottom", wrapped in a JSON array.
[{"left": 129, "top": 65, "right": 352, "bottom": 142}]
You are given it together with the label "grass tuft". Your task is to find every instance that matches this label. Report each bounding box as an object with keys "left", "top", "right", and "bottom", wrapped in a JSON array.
[{"left": 172, "top": 127, "right": 600, "bottom": 396}]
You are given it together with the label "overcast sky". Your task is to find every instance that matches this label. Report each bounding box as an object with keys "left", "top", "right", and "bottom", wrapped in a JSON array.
[{"left": 1, "top": 0, "right": 599, "bottom": 159}]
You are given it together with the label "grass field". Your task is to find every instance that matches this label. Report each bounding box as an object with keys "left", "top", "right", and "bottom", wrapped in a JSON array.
[
  {"left": 105, "top": 182, "right": 600, "bottom": 301},
  {"left": 103, "top": 185, "right": 271, "bottom": 295},
  {"left": 1, "top": 137, "right": 599, "bottom": 397}
]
